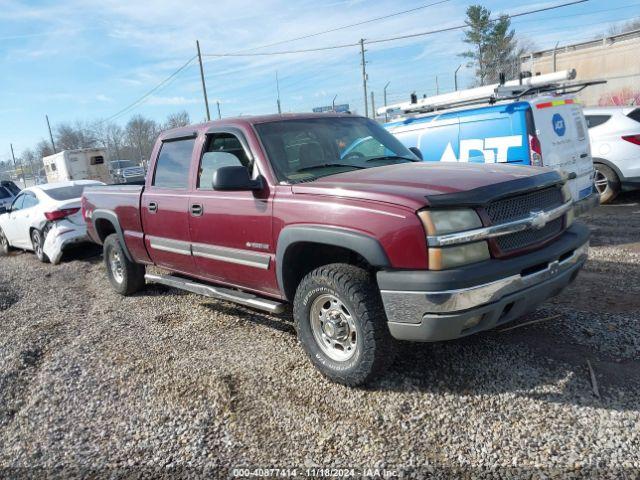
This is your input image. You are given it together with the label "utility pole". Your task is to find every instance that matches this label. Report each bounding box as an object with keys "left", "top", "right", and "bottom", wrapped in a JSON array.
[
  {"left": 359, "top": 39, "right": 368, "bottom": 118},
  {"left": 216, "top": 101, "right": 222, "bottom": 119},
  {"left": 370, "top": 91, "right": 376, "bottom": 120},
  {"left": 454, "top": 64, "right": 462, "bottom": 91},
  {"left": 45, "top": 115, "right": 56, "bottom": 153},
  {"left": 383, "top": 81, "right": 390, "bottom": 122},
  {"left": 10, "top": 143, "right": 25, "bottom": 188},
  {"left": 196, "top": 40, "right": 211, "bottom": 121},
  {"left": 276, "top": 71, "right": 282, "bottom": 114},
  {"left": 332, "top": 94, "right": 337, "bottom": 111}
]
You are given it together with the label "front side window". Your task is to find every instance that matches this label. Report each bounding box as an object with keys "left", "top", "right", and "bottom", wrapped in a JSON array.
[
  {"left": 255, "top": 117, "right": 416, "bottom": 184},
  {"left": 152, "top": 138, "right": 196, "bottom": 189},
  {"left": 197, "top": 133, "right": 252, "bottom": 190}
]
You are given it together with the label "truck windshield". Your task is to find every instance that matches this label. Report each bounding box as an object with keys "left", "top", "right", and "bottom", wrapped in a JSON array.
[{"left": 255, "top": 117, "right": 417, "bottom": 183}]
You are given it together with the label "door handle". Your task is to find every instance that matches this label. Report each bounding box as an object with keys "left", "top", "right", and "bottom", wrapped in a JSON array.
[
  {"left": 190, "top": 204, "right": 203, "bottom": 216},
  {"left": 148, "top": 202, "right": 158, "bottom": 213}
]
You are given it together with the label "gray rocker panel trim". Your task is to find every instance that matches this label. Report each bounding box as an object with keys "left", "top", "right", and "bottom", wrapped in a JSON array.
[{"left": 275, "top": 225, "right": 390, "bottom": 298}]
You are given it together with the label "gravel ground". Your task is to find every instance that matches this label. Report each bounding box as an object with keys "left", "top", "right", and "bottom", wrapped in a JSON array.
[{"left": 1, "top": 193, "right": 639, "bottom": 479}]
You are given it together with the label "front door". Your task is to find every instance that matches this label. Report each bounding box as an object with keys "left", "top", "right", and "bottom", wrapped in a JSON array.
[
  {"left": 5, "top": 191, "right": 39, "bottom": 248},
  {"left": 188, "top": 129, "right": 278, "bottom": 296},
  {"left": 141, "top": 136, "right": 197, "bottom": 274}
]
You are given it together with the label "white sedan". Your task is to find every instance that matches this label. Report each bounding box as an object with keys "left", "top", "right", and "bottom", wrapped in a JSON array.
[{"left": 0, "top": 180, "right": 104, "bottom": 264}]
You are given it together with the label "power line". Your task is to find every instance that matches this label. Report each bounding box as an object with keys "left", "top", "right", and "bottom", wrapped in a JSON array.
[
  {"left": 366, "top": 0, "right": 589, "bottom": 45},
  {"left": 249, "top": 0, "right": 451, "bottom": 50},
  {"left": 101, "top": 56, "right": 196, "bottom": 123},
  {"left": 202, "top": 0, "right": 589, "bottom": 56}
]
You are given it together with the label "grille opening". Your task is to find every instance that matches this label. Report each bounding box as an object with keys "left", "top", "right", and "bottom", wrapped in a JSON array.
[
  {"left": 521, "top": 261, "right": 549, "bottom": 277},
  {"left": 558, "top": 250, "right": 574, "bottom": 263}
]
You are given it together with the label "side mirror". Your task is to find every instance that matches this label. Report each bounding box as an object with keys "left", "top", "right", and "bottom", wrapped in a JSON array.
[
  {"left": 409, "top": 146, "right": 423, "bottom": 160},
  {"left": 213, "top": 166, "right": 263, "bottom": 191}
]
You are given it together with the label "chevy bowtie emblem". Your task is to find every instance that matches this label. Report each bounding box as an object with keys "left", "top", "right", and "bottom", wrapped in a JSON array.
[{"left": 530, "top": 210, "right": 547, "bottom": 230}]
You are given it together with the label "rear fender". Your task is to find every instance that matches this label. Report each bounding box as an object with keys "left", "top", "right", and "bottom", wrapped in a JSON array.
[{"left": 91, "top": 209, "right": 133, "bottom": 261}]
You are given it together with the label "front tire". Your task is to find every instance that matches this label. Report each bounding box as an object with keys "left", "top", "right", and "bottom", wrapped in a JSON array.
[
  {"left": 31, "top": 229, "right": 49, "bottom": 263},
  {"left": 594, "top": 164, "right": 620, "bottom": 204},
  {"left": 103, "top": 233, "right": 145, "bottom": 295},
  {"left": 0, "top": 228, "right": 10, "bottom": 256},
  {"left": 293, "top": 263, "right": 395, "bottom": 386}
]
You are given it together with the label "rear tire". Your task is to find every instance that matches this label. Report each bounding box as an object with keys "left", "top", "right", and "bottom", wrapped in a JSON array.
[
  {"left": 594, "top": 164, "right": 620, "bottom": 204},
  {"left": 30, "top": 229, "right": 49, "bottom": 263},
  {"left": 0, "top": 228, "right": 10, "bottom": 256},
  {"left": 293, "top": 263, "right": 395, "bottom": 386},
  {"left": 103, "top": 233, "right": 145, "bottom": 295}
]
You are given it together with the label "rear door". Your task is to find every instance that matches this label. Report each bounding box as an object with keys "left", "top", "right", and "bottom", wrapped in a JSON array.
[
  {"left": 188, "top": 128, "right": 277, "bottom": 296},
  {"left": 531, "top": 96, "right": 594, "bottom": 201},
  {"left": 141, "top": 135, "right": 197, "bottom": 274}
]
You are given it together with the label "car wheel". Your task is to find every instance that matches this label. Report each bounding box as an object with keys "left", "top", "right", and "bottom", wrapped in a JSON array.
[
  {"left": 30, "top": 229, "right": 49, "bottom": 263},
  {"left": 103, "top": 233, "right": 145, "bottom": 295},
  {"left": 594, "top": 164, "right": 620, "bottom": 204},
  {"left": 0, "top": 228, "right": 10, "bottom": 256},
  {"left": 293, "top": 263, "right": 395, "bottom": 386}
]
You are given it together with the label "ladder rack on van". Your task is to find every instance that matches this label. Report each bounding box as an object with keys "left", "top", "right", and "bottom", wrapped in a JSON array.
[{"left": 379, "top": 69, "right": 606, "bottom": 116}]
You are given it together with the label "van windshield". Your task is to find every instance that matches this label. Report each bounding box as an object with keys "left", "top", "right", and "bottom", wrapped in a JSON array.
[{"left": 255, "top": 116, "right": 417, "bottom": 183}]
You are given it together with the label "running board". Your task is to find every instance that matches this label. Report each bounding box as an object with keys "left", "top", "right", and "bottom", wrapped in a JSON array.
[{"left": 144, "top": 273, "right": 286, "bottom": 314}]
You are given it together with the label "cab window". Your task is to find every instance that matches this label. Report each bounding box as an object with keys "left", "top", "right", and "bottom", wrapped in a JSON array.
[
  {"left": 152, "top": 138, "right": 196, "bottom": 189},
  {"left": 197, "top": 132, "right": 253, "bottom": 190}
]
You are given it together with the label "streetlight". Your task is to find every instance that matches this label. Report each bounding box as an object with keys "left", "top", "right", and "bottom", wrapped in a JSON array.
[
  {"left": 332, "top": 94, "right": 338, "bottom": 111},
  {"left": 454, "top": 64, "right": 462, "bottom": 91},
  {"left": 383, "top": 81, "right": 391, "bottom": 122}
]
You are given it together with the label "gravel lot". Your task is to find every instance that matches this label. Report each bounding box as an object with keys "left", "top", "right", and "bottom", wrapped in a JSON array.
[{"left": 1, "top": 193, "right": 639, "bottom": 478}]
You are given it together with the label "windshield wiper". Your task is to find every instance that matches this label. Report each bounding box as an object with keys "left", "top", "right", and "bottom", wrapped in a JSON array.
[
  {"left": 364, "top": 155, "right": 417, "bottom": 163},
  {"left": 295, "top": 163, "right": 366, "bottom": 173}
]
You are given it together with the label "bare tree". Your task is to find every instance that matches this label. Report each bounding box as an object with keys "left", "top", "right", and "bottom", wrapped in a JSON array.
[
  {"left": 608, "top": 18, "right": 640, "bottom": 36},
  {"left": 164, "top": 110, "right": 191, "bottom": 129},
  {"left": 55, "top": 121, "right": 98, "bottom": 150},
  {"left": 125, "top": 115, "right": 158, "bottom": 166},
  {"left": 34, "top": 139, "right": 54, "bottom": 160}
]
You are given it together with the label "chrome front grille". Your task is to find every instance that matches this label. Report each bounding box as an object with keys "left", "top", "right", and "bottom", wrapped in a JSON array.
[
  {"left": 486, "top": 187, "right": 564, "bottom": 224},
  {"left": 486, "top": 187, "right": 565, "bottom": 253}
]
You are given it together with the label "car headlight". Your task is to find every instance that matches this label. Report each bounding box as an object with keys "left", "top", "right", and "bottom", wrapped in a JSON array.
[{"left": 418, "top": 209, "right": 490, "bottom": 270}]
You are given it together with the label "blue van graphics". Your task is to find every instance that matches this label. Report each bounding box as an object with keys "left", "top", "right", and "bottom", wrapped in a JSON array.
[
  {"left": 552, "top": 113, "right": 566, "bottom": 136},
  {"left": 385, "top": 102, "right": 531, "bottom": 164}
]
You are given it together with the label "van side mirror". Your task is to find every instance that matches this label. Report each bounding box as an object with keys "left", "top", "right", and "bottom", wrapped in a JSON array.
[
  {"left": 213, "top": 166, "right": 263, "bottom": 191},
  {"left": 409, "top": 146, "right": 423, "bottom": 160}
]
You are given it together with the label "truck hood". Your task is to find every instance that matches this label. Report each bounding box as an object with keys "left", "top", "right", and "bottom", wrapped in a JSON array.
[{"left": 291, "top": 162, "right": 559, "bottom": 210}]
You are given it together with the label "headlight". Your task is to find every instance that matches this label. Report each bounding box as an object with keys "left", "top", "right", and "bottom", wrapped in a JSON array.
[
  {"left": 418, "top": 209, "right": 482, "bottom": 235},
  {"left": 418, "top": 209, "right": 490, "bottom": 270},
  {"left": 428, "top": 241, "right": 490, "bottom": 270}
]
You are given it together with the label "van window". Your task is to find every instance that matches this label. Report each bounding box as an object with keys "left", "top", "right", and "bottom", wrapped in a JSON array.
[
  {"left": 585, "top": 115, "right": 611, "bottom": 129},
  {"left": 152, "top": 138, "right": 196, "bottom": 189},
  {"left": 91, "top": 156, "right": 105, "bottom": 165},
  {"left": 197, "top": 133, "right": 251, "bottom": 190}
]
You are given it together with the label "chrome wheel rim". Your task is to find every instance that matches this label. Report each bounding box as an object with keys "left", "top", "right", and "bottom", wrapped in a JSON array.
[
  {"left": 109, "top": 249, "right": 124, "bottom": 284},
  {"left": 594, "top": 170, "right": 609, "bottom": 195},
  {"left": 310, "top": 294, "right": 358, "bottom": 362},
  {"left": 31, "top": 231, "right": 43, "bottom": 258}
]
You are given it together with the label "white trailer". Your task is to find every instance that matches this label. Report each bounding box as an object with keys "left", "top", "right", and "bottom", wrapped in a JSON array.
[{"left": 43, "top": 148, "right": 111, "bottom": 184}]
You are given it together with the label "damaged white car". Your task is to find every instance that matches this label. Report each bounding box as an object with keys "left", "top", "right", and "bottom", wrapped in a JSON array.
[{"left": 0, "top": 180, "right": 104, "bottom": 264}]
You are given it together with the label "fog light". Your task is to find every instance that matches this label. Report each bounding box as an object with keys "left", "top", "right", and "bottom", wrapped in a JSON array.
[{"left": 462, "top": 314, "right": 482, "bottom": 330}]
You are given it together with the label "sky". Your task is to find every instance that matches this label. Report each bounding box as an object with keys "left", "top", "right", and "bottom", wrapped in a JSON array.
[{"left": 1, "top": 0, "right": 638, "bottom": 160}]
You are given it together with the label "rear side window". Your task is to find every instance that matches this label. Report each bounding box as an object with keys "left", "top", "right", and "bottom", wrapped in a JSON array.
[
  {"left": 153, "top": 138, "right": 195, "bottom": 189},
  {"left": 585, "top": 115, "right": 611, "bottom": 129},
  {"left": 627, "top": 108, "right": 640, "bottom": 124},
  {"left": 21, "top": 193, "right": 39, "bottom": 209},
  {"left": 45, "top": 185, "right": 88, "bottom": 200}
]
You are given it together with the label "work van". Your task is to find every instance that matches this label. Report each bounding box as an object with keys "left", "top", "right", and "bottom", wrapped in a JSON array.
[
  {"left": 43, "top": 148, "right": 111, "bottom": 184},
  {"left": 382, "top": 71, "right": 599, "bottom": 213}
]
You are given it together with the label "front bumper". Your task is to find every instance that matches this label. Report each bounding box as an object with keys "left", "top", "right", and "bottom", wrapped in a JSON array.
[
  {"left": 43, "top": 223, "right": 89, "bottom": 265},
  {"left": 377, "top": 224, "right": 590, "bottom": 342},
  {"left": 573, "top": 191, "right": 600, "bottom": 216}
]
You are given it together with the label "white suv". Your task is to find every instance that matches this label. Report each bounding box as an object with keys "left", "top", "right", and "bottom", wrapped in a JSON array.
[{"left": 584, "top": 107, "right": 640, "bottom": 203}]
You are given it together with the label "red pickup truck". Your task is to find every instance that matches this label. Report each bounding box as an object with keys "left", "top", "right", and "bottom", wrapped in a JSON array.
[{"left": 82, "top": 113, "right": 590, "bottom": 385}]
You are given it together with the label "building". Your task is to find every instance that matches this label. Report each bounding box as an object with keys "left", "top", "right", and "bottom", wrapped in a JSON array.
[{"left": 520, "top": 29, "right": 640, "bottom": 107}]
